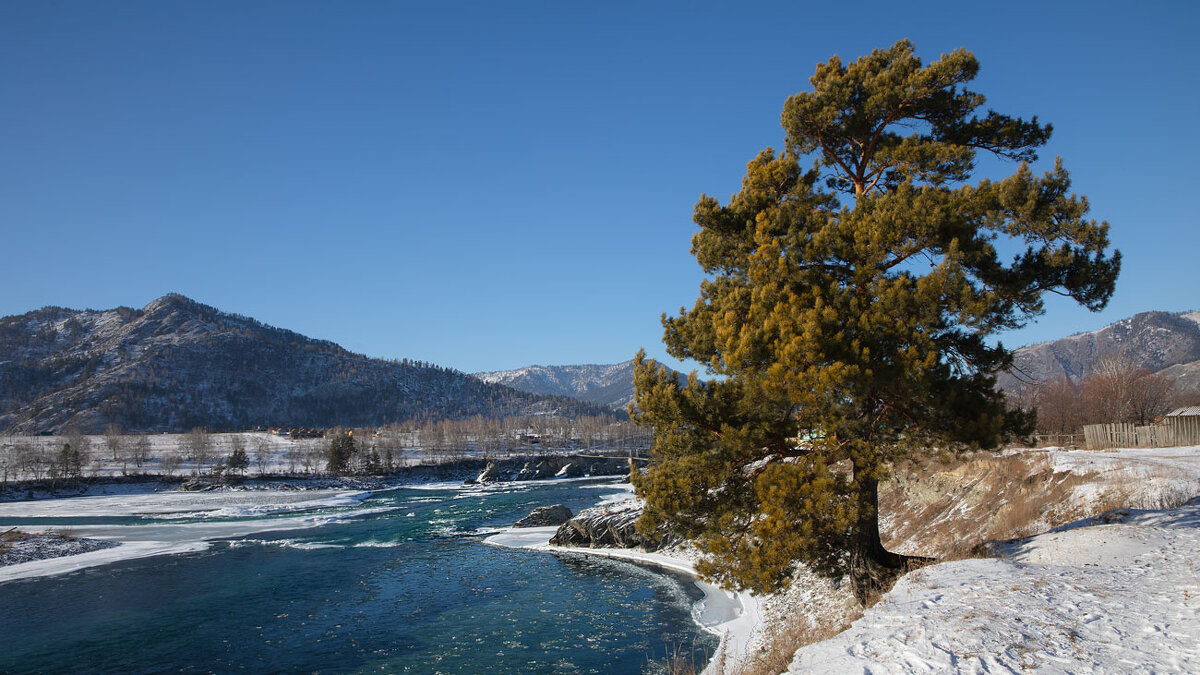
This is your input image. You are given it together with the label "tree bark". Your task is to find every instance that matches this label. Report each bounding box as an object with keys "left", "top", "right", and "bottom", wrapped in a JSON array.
[{"left": 848, "top": 474, "right": 933, "bottom": 606}]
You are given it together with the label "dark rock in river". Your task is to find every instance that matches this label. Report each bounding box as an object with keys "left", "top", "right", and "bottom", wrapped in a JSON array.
[
  {"left": 514, "top": 504, "right": 574, "bottom": 528},
  {"left": 554, "top": 462, "right": 586, "bottom": 478},
  {"left": 586, "top": 458, "right": 630, "bottom": 477},
  {"left": 550, "top": 500, "right": 678, "bottom": 551},
  {"left": 514, "top": 460, "right": 558, "bottom": 481},
  {"left": 476, "top": 462, "right": 503, "bottom": 483}
]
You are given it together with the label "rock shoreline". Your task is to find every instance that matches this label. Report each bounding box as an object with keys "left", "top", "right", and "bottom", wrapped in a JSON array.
[
  {"left": 0, "top": 454, "right": 633, "bottom": 503},
  {"left": 0, "top": 531, "right": 119, "bottom": 567},
  {"left": 549, "top": 497, "right": 678, "bottom": 550}
]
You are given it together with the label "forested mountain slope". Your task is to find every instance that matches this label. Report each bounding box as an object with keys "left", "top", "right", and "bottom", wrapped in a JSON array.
[
  {"left": 0, "top": 294, "right": 606, "bottom": 433},
  {"left": 999, "top": 310, "right": 1200, "bottom": 390}
]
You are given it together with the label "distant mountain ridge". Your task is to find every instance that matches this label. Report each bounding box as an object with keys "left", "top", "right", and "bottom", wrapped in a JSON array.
[
  {"left": 0, "top": 294, "right": 608, "bottom": 433},
  {"left": 474, "top": 360, "right": 640, "bottom": 411},
  {"left": 480, "top": 310, "right": 1200, "bottom": 407},
  {"left": 999, "top": 310, "right": 1200, "bottom": 391}
]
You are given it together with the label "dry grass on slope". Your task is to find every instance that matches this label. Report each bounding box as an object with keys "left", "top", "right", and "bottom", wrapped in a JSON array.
[
  {"left": 881, "top": 452, "right": 1088, "bottom": 559},
  {"left": 882, "top": 450, "right": 1198, "bottom": 559},
  {"left": 730, "top": 448, "right": 1199, "bottom": 674}
]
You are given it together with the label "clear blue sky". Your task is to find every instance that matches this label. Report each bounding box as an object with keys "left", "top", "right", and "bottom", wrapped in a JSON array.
[{"left": 2, "top": 1, "right": 1196, "bottom": 373}]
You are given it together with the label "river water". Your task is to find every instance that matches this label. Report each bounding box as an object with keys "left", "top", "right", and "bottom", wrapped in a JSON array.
[{"left": 0, "top": 479, "right": 716, "bottom": 673}]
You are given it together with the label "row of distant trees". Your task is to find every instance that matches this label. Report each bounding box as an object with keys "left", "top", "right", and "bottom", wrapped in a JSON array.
[
  {"left": 0, "top": 427, "right": 269, "bottom": 486},
  {"left": 0, "top": 414, "right": 651, "bottom": 484},
  {"left": 1018, "top": 357, "right": 1199, "bottom": 436},
  {"left": 411, "top": 414, "right": 650, "bottom": 456},
  {"left": 325, "top": 414, "right": 650, "bottom": 475},
  {"left": 1, "top": 428, "right": 98, "bottom": 488}
]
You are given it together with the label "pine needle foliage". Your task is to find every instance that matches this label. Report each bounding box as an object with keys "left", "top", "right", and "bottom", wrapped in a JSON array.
[{"left": 630, "top": 41, "right": 1120, "bottom": 603}]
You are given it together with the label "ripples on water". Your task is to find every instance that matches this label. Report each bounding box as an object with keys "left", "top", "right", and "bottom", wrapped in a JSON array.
[{"left": 0, "top": 479, "right": 716, "bottom": 673}]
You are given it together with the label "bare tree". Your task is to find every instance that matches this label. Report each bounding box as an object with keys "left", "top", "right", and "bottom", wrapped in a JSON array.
[
  {"left": 132, "top": 434, "right": 151, "bottom": 468},
  {"left": 1034, "top": 377, "right": 1083, "bottom": 435},
  {"left": 253, "top": 437, "right": 272, "bottom": 476},
  {"left": 104, "top": 424, "right": 124, "bottom": 462},
  {"left": 1171, "top": 388, "right": 1200, "bottom": 409},
  {"left": 13, "top": 442, "right": 39, "bottom": 481},
  {"left": 229, "top": 434, "right": 246, "bottom": 461},
  {"left": 1080, "top": 356, "right": 1176, "bottom": 425},
  {"left": 285, "top": 442, "right": 300, "bottom": 475},
  {"left": 1127, "top": 370, "right": 1174, "bottom": 425},
  {"left": 301, "top": 443, "right": 321, "bottom": 475},
  {"left": 63, "top": 429, "right": 92, "bottom": 477},
  {"left": 183, "top": 428, "right": 212, "bottom": 474}
]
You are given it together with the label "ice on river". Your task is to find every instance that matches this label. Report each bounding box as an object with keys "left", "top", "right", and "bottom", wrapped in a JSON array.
[{"left": 0, "top": 488, "right": 375, "bottom": 583}]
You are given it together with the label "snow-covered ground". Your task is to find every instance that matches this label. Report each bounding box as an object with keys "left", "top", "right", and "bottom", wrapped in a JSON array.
[
  {"left": 789, "top": 497, "right": 1200, "bottom": 673},
  {"left": 780, "top": 446, "right": 1200, "bottom": 673},
  {"left": 1043, "top": 444, "right": 1200, "bottom": 479}
]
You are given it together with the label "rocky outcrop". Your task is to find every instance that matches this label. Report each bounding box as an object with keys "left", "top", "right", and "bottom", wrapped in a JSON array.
[
  {"left": 179, "top": 479, "right": 218, "bottom": 491},
  {"left": 514, "top": 504, "right": 573, "bottom": 528},
  {"left": 476, "top": 462, "right": 503, "bottom": 483},
  {"left": 474, "top": 456, "right": 629, "bottom": 482},
  {"left": 550, "top": 499, "right": 678, "bottom": 550},
  {"left": 515, "top": 459, "right": 558, "bottom": 481},
  {"left": 555, "top": 462, "right": 586, "bottom": 478},
  {"left": 0, "top": 531, "right": 119, "bottom": 567}
]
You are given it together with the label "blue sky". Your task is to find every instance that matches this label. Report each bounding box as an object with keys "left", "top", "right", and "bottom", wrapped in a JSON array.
[{"left": 2, "top": 1, "right": 1196, "bottom": 373}]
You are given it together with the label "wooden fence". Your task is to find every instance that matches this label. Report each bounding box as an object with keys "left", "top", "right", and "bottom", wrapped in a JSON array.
[{"left": 1083, "top": 416, "right": 1200, "bottom": 449}]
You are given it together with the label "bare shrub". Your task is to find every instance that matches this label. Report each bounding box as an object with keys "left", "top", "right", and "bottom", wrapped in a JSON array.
[
  {"left": 650, "top": 640, "right": 705, "bottom": 675},
  {"left": 59, "top": 528, "right": 78, "bottom": 541},
  {"left": 161, "top": 451, "right": 182, "bottom": 476},
  {"left": 734, "top": 613, "right": 859, "bottom": 675}
]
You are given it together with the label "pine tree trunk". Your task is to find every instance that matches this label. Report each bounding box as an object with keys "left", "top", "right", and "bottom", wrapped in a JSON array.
[{"left": 847, "top": 474, "right": 932, "bottom": 606}]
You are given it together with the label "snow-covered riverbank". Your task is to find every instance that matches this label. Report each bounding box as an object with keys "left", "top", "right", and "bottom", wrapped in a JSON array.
[
  {"left": 789, "top": 496, "right": 1200, "bottom": 672},
  {"left": 487, "top": 524, "right": 764, "bottom": 672},
  {"left": 484, "top": 482, "right": 765, "bottom": 674},
  {"left": 6, "top": 445, "right": 1197, "bottom": 672},
  {"left": 0, "top": 531, "right": 118, "bottom": 567},
  {"left": 492, "top": 446, "right": 1200, "bottom": 674}
]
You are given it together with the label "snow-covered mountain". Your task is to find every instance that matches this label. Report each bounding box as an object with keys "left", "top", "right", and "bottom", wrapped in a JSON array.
[
  {"left": 477, "top": 309, "right": 1200, "bottom": 410},
  {"left": 0, "top": 294, "right": 608, "bottom": 433},
  {"left": 998, "top": 310, "right": 1200, "bottom": 390},
  {"left": 474, "top": 360, "right": 639, "bottom": 411}
]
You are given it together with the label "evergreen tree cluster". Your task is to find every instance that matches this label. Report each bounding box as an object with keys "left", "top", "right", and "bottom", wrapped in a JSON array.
[{"left": 325, "top": 431, "right": 358, "bottom": 474}]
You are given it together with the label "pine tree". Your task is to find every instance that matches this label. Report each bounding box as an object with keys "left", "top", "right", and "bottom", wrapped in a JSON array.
[
  {"left": 631, "top": 40, "right": 1120, "bottom": 604},
  {"left": 325, "top": 431, "right": 357, "bottom": 475},
  {"left": 226, "top": 447, "right": 249, "bottom": 476}
]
